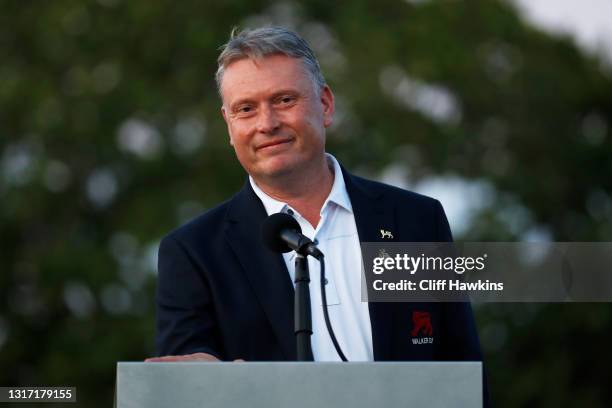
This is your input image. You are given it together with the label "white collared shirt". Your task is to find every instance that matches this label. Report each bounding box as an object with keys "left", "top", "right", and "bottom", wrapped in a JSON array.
[{"left": 250, "top": 154, "right": 374, "bottom": 361}]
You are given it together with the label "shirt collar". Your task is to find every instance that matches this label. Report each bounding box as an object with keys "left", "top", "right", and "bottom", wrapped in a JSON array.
[
  {"left": 249, "top": 153, "right": 353, "bottom": 216},
  {"left": 322, "top": 153, "right": 353, "bottom": 213}
]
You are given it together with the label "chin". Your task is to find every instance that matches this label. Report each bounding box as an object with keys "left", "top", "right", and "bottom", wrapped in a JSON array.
[{"left": 254, "top": 160, "right": 301, "bottom": 180}]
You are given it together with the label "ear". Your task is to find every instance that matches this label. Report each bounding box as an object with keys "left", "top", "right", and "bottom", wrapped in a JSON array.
[
  {"left": 221, "top": 106, "right": 234, "bottom": 146},
  {"left": 320, "top": 85, "right": 335, "bottom": 128}
]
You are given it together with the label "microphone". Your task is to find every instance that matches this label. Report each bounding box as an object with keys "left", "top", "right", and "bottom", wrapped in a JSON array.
[{"left": 261, "top": 213, "right": 323, "bottom": 259}]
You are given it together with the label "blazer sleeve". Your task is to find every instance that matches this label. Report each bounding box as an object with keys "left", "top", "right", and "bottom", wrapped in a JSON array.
[
  {"left": 434, "top": 200, "right": 490, "bottom": 406},
  {"left": 433, "top": 199, "right": 483, "bottom": 360},
  {"left": 434, "top": 199, "right": 453, "bottom": 242},
  {"left": 155, "top": 235, "right": 223, "bottom": 359}
]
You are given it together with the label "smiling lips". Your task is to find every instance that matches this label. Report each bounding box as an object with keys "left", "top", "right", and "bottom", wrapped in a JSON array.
[{"left": 256, "top": 138, "right": 294, "bottom": 151}]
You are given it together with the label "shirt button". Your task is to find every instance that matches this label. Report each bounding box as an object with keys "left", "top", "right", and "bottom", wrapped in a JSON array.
[
  {"left": 313, "top": 238, "right": 319, "bottom": 245},
  {"left": 287, "top": 209, "right": 294, "bottom": 215},
  {"left": 323, "top": 278, "right": 328, "bottom": 285}
]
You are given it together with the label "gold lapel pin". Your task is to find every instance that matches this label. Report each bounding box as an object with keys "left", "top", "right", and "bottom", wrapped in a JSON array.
[{"left": 380, "top": 229, "right": 394, "bottom": 239}]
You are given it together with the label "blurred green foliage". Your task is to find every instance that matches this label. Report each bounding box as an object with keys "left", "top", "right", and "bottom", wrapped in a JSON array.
[{"left": 1, "top": 0, "right": 611, "bottom": 406}]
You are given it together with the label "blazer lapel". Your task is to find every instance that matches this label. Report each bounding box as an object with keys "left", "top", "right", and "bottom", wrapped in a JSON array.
[
  {"left": 224, "top": 182, "right": 297, "bottom": 360},
  {"left": 343, "top": 169, "right": 397, "bottom": 361}
]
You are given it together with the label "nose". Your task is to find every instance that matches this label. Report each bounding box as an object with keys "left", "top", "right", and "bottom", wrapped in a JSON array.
[{"left": 256, "top": 103, "right": 280, "bottom": 134}]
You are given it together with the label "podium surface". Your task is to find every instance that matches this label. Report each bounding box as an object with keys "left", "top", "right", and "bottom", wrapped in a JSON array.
[{"left": 116, "top": 361, "right": 482, "bottom": 408}]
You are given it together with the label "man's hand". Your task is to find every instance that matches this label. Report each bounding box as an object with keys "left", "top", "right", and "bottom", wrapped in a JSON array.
[{"left": 145, "top": 353, "right": 244, "bottom": 362}]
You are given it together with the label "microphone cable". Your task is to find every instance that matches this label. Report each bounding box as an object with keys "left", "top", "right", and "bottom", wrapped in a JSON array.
[{"left": 317, "top": 255, "right": 348, "bottom": 362}]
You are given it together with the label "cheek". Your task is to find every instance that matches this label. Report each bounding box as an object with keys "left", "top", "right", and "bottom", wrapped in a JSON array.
[
  {"left": 288, "top": 108, "right": 321, "bottom": 134},
  {"left": 301, "top": 116, "right": 326, "bottom": 144},
  {"left": 228, "top": 123, "right": 251, "bottom": 148}
]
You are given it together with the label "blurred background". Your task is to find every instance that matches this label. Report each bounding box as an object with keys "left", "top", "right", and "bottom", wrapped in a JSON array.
[{"left": 1, "top": 0, "right": 612, "bottom": 406}]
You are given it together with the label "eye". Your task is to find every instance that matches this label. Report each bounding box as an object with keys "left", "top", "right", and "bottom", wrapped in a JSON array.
[
  {"left": 233, "top": 104, "right": 255, "bottom": 117},
  {"left": 276, "top": 95, "right": 297, "bottom": 106}
]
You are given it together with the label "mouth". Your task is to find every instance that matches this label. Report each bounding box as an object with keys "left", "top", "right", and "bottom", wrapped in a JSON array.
[{"left": 256, "top": 138, "right": 294, "bottom": 151}]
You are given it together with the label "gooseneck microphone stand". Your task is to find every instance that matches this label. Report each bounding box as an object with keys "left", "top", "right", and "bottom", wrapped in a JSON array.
[{"left": 294, "top": 254, "right": 314, "bottom": 361}]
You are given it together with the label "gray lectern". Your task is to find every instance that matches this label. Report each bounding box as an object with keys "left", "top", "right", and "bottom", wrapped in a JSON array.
[{"left": 116, "top": 362, "right": 482, "bottom": 408}]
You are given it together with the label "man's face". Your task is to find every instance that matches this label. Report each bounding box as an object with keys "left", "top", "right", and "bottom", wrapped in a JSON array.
[{"left": 220, "top": 54, "right": 334, "bottom": 182}]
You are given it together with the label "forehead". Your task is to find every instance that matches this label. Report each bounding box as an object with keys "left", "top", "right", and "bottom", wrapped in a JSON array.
[{"left": 220, "top": 54, "right": 312, "bottom": 103}]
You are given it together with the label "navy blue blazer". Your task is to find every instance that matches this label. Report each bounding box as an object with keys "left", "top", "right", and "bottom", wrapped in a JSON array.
[{"left": 155, "top": 168, "right": 484, "bottom": 364}]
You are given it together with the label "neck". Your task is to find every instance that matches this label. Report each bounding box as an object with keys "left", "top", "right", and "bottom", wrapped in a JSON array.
[{"left": 254, "top": 155, "right": 334, "bottom": 228}]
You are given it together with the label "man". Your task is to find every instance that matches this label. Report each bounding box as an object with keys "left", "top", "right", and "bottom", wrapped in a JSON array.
[{"left": 148, "top": 27, "right": 483, "bottom": 365}]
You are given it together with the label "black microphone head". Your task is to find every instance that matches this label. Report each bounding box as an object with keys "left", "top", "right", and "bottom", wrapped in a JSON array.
[{"left": 261, "top": 212, "right": 301, "bottom": 253}]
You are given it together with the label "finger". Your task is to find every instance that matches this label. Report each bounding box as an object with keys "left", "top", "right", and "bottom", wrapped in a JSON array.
[
  {"left": 145, "top": 353, "right": 220, "bottom": 362},
  {"left": 145, "top": 356, "right": 181, "bottom": 362},
  {"left": 187, "top": 353, "right": 220, "bottom": 361}
]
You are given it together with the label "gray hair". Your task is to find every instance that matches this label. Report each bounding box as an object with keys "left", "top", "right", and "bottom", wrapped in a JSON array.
[{"left": 216, "top": 26, "right": 326, "bottom": 97}]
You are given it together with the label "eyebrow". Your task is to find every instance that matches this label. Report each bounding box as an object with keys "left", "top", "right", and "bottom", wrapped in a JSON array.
[
  {"left": 229, "top": 89, "right": 301, "bottom": 111},
  {"left": 229, "top": 98, "right": 256, "bottom": 111}
]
